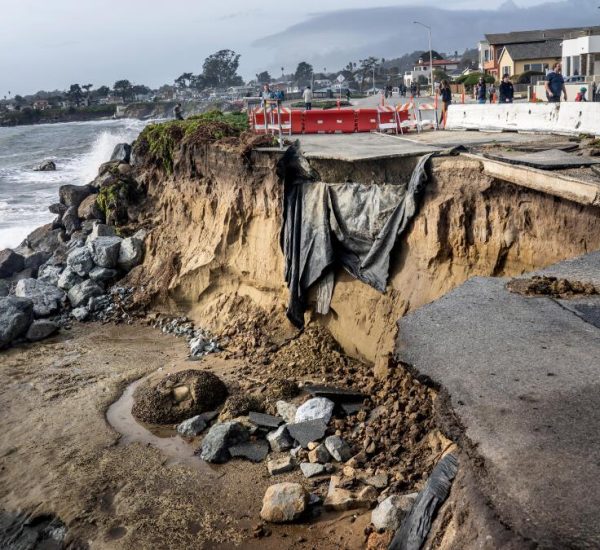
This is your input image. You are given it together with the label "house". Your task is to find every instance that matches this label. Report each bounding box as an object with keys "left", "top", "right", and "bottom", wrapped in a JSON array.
[
  {"left": 33, "top": 99, "right": 50, "bottom": 110},
  {"left": 483, "top": 27, "right": 586, "bottom": 78},
  {"left": 496, "top": 40, "right": 562, "bottom": 78},
  {"left": 561, "top": 27, "right": 600, "bottom": 78},
  {"left": 404, "top": 58, "right": 459, "bottom": 86}
]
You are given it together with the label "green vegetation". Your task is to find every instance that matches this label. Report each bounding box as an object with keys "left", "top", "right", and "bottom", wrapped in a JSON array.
[
  {"left": 135, "top": 110, "right": 249, "bottom": 173},
  {"left": 97, "top": 179, "right": 131, "bottom": 217},
  {"left": 456, "top": 72, "right": 496, "bottom": 88}
]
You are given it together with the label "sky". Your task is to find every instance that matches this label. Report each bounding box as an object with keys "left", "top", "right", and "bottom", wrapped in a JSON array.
[{"left": 0, "top": 0, "right": 585, "bottom": 96}]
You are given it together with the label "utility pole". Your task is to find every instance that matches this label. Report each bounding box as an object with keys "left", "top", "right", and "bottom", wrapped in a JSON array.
[{"left": 414, "top": 21, "right": 434, "bottom": 96}]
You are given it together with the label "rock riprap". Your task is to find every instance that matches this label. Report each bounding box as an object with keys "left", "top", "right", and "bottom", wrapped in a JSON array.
[
  {"left": 132, "top": 370, "right": 228, "bottom": 424},
  {"left": 0, "top": 296, "right": 34, "bottom": 348},
  {"left": 15, "top": 278, "right": 65, "bottom": 318},
  {"left": 260, "top": 483, "right": 308, "bottom": 523},
  {"left": 198, "top": 421, "right": 249, "bottom": 463}
]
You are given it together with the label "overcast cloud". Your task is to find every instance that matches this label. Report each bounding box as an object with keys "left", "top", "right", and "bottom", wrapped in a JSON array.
[{"left": 0, "top": 0, "right": 588, "bottom": 95}]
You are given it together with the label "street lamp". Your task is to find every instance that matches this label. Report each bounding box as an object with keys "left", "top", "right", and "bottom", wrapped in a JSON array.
[{"left": 413, "top": 21, "right": 434, "bottom": 96}]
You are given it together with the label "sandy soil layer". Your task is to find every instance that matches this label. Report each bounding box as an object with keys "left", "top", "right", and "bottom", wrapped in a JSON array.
[{"left": 0, "top": 323, "right": 372, "bottom": 549}]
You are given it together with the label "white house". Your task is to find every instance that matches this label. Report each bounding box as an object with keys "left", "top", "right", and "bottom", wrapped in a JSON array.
[
  {"left": 404, "top": 59, "right": 460, "bottom": 86},
  {"left": 561, "top": 28, "right": 600, "bottom": 79}
]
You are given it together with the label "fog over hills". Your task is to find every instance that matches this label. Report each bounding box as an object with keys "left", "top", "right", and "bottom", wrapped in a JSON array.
[{"left": 253, "top": 0, "right": 600, "bottom": 72}]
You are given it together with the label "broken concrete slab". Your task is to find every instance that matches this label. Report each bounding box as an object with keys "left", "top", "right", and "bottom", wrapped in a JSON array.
[
  {"left": 340, "top": 403, "right": 364, "bottom": 416},
  {"left": 286, "top": 419, "right": 328, "bottom": 449},
  {"left": 267, "top": 456, "right": 295, "bottom": 476},
  {"left": 303, "top": 384, "right": 366, "bottom": 402},
  {"left": 300, "top": 462, "right": 327, "bottom": 478},
  {"left": 249, "top": 411, "right": 284, "bottom": 429},
  {"left": 228, "top": 440, "right": 270, "bottom": 463},
  {"left": 483, "top": 148, "right": 600, "bottom": 170},
  {"left": 324, "top": 476, "right": 378, "bottom": 511}
]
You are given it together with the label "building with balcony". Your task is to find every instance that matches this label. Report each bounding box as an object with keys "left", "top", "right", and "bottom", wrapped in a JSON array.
[
  {"left": 403, "top": 58, "right": 459, "bottom": 86},
  {"left": 561, "top": 27, "right": 600, "bottom": 79}
]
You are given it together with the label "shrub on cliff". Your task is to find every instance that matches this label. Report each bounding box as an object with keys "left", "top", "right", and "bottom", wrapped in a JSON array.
[{"left": 134, "top": 110, "right": 249, "bottom": 173}]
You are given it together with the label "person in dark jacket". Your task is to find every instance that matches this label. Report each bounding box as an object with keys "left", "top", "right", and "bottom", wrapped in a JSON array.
[
  {"left": 545, "top": 63, "right": 567, "bottom": 103},
  {"left": 476, "top": 77, "right": 487, "bottom": 104},
  {"left": 438, "top": 80, "right": 452, "bottom": 127},
  {"left": 499, "top": 74, "right": 514, "bottom": 103},
  {"left": 173, "top": 103, "right": 184, "bottom": 120}
]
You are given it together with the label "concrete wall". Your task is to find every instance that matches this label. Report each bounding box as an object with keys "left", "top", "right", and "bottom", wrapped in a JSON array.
[{"left": 446, "top": 102, "right": 600, "bottom": 136}]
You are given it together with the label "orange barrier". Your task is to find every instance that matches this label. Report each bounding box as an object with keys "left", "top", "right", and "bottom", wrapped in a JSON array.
[
  {"left": 304, "top": 109, "right": 355, "bottom": 134},
  {"left": 356, "top": 109, "right": 378, "bottom": 132}
]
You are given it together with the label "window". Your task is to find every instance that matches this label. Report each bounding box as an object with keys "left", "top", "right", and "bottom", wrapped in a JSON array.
[
  {"left": 524, "top": 63, "right": 546, "bottom": 72},
  {"left": 502, "top": 66, "right": 511, "bottom": 76}
]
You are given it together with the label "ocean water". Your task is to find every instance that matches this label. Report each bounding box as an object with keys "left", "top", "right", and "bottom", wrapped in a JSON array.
[{"left": 0, "top": 118, "right": 149, "bottom": 250}]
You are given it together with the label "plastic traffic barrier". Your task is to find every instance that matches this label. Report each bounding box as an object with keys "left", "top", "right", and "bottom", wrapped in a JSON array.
[
  {"left": 304, "top": 109, "right": 356, "bottom": 134},
  {"left": 356, "top": 109, "right": 379, "bottom": 132}
]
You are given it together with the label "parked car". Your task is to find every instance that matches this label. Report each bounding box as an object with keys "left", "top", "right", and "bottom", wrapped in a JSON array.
[{"left": 564, "top": 75, "right": 585, "bottom": 83}]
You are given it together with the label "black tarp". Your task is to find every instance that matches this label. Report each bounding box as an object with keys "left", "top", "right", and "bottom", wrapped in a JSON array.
[{"left": 281, "top": 153, "right": 433, "bottom": 328}]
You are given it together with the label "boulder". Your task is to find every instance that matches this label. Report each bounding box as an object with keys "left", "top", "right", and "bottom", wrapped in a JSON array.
[
  {"left": 267, "top": 456, "right": 295, "bottom": 476},
  {"left": 0, "top": 249, "right": 25, "bottom": 278},
  {"left": 308, "top": 443, "right": 330, "bottom": 464},
  {"left": 88, "top": 222, "right": 116, "bottom": 241},
  {"left": 78, "top": 194, "right": 103, "bottom": 221},
  {"left": 37, "top": 265, "right": 63, "bottom": 287},
  {"left": 132, "top": 369, "right": 228, "bottom": 424},
  {"left": 34, "top": 160, "right": 56, "bottom": 171},
  {"left": 177, "top": 416, "right": 207, "bottom": 437},
  {"left": 324, "top": 435, "right": 353, "bottom": 463},
  {"left": 295, "top": 397, "right": 335, "bottom": 424},
  {"left": 15, "top": 278, "right": 65, "bottom": 318},
  {"left": 0, "top": 279, "right": 8, "bottom": 297},
  {"left": 26, "top": 320, "right": 59, "bottom": 342},
  {"left": 66, "top": 247, "right": 94, "bottom": 277},
  {"left": 67, "top": 280, "right": 104, "bottom": 308},
  {"left": 21, "top": 224, "right": 65, "bottom": 254},
  {"left": 228, "top": 440, "right": 270, "bottom": 463},
  {"left": 371, "top": 494, "right": 417, "bottom": 532},
  {"left": 287, "top": 419, "right": 328, "bottom": 449},
  {"left": 266, "top": 425, "right": 294, "bottom": 452},
  {"left": 0, "top": 296, "right": 34, "bottom": 348},
  {"left": 300, "top": 462, "right": 327, "bottom": 478},
  {"left": 276, "top": 400, "right": 298, "bottom": 424},
  {"left": 62, "top": 206, "right": 81, "bottom": 235},
  {"left": 324, "top": 476, "right": 378, "bottom": 511},
  {"left": 57, "top": 268, "right": 84, "bottom": 291},
  {"left": 198, "top": 421, "right": 249, "bottom": 463},
  {"left": 48, "top": 203, "right": 67, "bottom": 216},
  {"left": 260, "top": 483, "right": 308, "bottom": 523},
  {"left": 89, "top": 266, "right": 118, "bottom": 283},
  {"left": 23, "top": 251, "right": 51, "bottom": 274},
  {"left": 87, "top": 236, "right": 122, "bottom": 268},
  {"left": 59, "top": 184, "right": 92, "bottom": 208},
  {"left": 81, "top": 220, "right": 97, "bottom": 236},
  {"left": 110, "top": 143, "right": 132, "bottom": 163},
  {"left": 71, "top": 307, "right": 89, "bottom": 322},
  {"left": 90, "top": 171, "right": 116, "bottom": 190},
  {"left": 117, "top": 237, "right": 144, "bottom": 271}
]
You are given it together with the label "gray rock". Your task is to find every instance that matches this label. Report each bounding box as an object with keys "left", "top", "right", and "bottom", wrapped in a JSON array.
[
  {"left": 133, "top": 228, "right": 148, "bottom": 241},
  {"left": 67, "top": 280, "right": 104, "bottom": 308},
  {"left": 89, "top": 266, "right": 118, "bottom": 283},
  {"left": 267, "top": 456, "right": 295, "bottom": 476},
  {"left": 22, "top": 224, "right": 65, "bottom": 254},
  {"left": 48, "top": 203, "right": 67, "bottom": 216},
  {"left": 34, "top": 160, "right": 56, "bottom": 171},
  {"left": 37, "top": 265, "right": 63, "bottom": 287},
  {"left": 26, "top": 320, "right": 59, "bottom": 342},
  {"left": 62, "top": 206, "right": 81, "bottom": 235},
  {"left": 371, "top": 494, "right": 417, "bottom": 532},
  {"left": 324, "top": 435, "right": 353, "bottom": 463},
  {"left": 57, "top": 268, "right": 84, "bottom": 291},
  {"left": 287, "top": 419, "right": 328, "bottom": 448},
  {"left": 59, "top": 184, "right": 92, "bottom": 208},
  {"left": 110, "top": 143, "right": 132, "bottom": 163},
  {"left": 229, "top": 440, "right": 270, "bottom": 463},
  {"left": 0, "top": 249, "right": 25, "bottom": 278},
  {"left": 81, "top": 220, "right": 96, "bottom": 235},
  {"left": 300, "top": 462, "right": 327, "bottom": 478},
  {"left": 87, "top": 295, "right": 110, "bottom": 312},
  {"left": 66, "top": 247, "right": 94, "bottom": 277},
  {"left": 266, "top": 425, "right": 294, "bottom": 452},
  {"left": 77, "top": 195, "right": 103, "bottom": 221},
  {"left": 87, "top": 236, "right": 122, "bottom": 268},
  {"left": 71, "top": 307, "right": 89, "bottom": 322},
  {"left": 177, "top": 416, "right": 207, "bottom": 437},
  {"left": 117, "top": 237, "right": 144, "bottom": 271},
  {"left": 15, "top": 278, "right": 65, "bottom": 318},
  {"left": 198, "top": 421, "right": 249, "bottom": 463},
  {"left": 0, "top": 279, "right": 8, "bottom": 297},
  {"left": 88, "top": 222, "right": 116, "bottom": 240},
  {"left": 0, "top": 296, "right": 33, "bottom": 348},
  {"left": 362, "top": 473, "right": 389, "bottom": 489},
  {"left": 23, "top": 251, "right": 51, "bottom": 275},
  {"left": 276, "top": 400, "right": 298, "bottom": 424},
  {"left": 249, "top": 412, "right": 284, "bottom": 429},
  {"left": 260, "top": 483, "right": 308, "bottom": 523},
  {"left": 308, "top": 443, "right": 330, "bottom": 464},
  {"left": 294, "top": 397, "right": 335, "bottom": 423}
]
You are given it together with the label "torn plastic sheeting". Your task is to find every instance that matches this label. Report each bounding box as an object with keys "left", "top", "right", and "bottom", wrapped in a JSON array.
[
  {"left": 281, "top": 153, "right": 433, "bottom": 328},
  {"left": 389, "top": 453, "right": 459, "bottom": 550}
]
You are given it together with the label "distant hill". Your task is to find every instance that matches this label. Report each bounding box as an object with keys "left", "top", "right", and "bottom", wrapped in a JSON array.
[{"left": 253, "top": 0, "right": 599, "bottom": 73}]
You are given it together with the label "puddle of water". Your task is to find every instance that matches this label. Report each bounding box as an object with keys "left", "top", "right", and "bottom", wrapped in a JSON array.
[{"left": 106, "top": 378, "right": 215, "bottom": 474}]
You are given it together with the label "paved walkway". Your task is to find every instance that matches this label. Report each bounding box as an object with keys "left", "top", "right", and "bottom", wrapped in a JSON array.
[{"left": 396, "top": 251, "right": 600, "bottom": 548}]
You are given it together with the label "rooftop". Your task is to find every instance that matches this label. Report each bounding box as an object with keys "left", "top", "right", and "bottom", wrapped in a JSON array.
[
  {"left": 502, "top": 39, "right": 562, "bottom": 61},
  {"left": 486, "top": 26, "right": 600, "bottom": 45}
]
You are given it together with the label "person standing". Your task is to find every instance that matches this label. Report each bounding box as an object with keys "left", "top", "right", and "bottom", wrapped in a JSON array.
[
  {"left": 488, "top": 83, "right": 496, "bottom": 103},
  {"left": 545, "top": 63, "right": 567, "bottom": 103},
  {"left": 499, "top": 74, "right": 514, "bottom": 103},
  {"left": 476, "top": 77, "right": 487, "bottom": 104},
  {"left": 438, "top": 80, "right": 452, "bottom": 127},
  {"left": 261, "top": 84, "right": 274, "bottom": 101},
  {"left": 575, "top": 87, "right": 587, "bottom": 102},
  {"left": 173, "top": 103, "right": 184, "bottom": 120},
  {"left": 303, "top": 85, "right": 313, "bottom": 110}
]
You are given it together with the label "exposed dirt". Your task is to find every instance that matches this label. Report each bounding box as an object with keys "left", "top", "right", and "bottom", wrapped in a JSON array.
[{"left": 507, "top": 275, "right": 598, "bottom": 299}]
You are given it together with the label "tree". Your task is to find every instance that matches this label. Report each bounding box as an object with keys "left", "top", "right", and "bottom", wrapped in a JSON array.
[
  {"left": 256, "top": 71, "right": 272, "bottom": 84},
  {"left": 95, "top": 85, "right": 110, "bottom": 98},
  {"left": 433, "top": 69, "right": 450, "bottom": 82},
  {"left": 113, "top": 80, "right": 133, "bottom": 102},
  {"left": 358, "top": 57, "right": 379, "bottom": 90},
  {"left": 66, "top": 84, "right": 83, "bottom": 106},
  {"left": 175, "top": 72, "right": 194, "bottom": 88},
  {"left": 82, "top": 83, "right": 93, "bottom": 96},
  {"left": 132, "top": 84, "right": 151, "bottom": 97},
  {"left": 190, "top": 74, "right": 206, "bottom": 91},
  {"left": 294, "top": 62, "right": 313, "bottom": 87},
  {"left": 202, "top": 49, "right": 243, "bottom": 88}
]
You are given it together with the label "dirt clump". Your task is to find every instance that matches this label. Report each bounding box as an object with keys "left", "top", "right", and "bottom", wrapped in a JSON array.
[
  {"left": 218, "top": 393, "right": 265, "bottom": 421},
  {"left": 132, "top": 368, "right": 228, "bottom": 423},
  {"left": 507, "top": 275, "right": 598, "bottom": 299}
]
